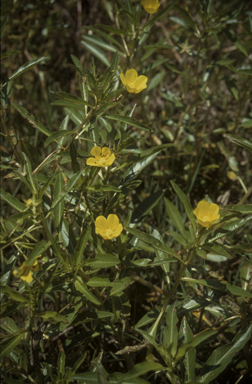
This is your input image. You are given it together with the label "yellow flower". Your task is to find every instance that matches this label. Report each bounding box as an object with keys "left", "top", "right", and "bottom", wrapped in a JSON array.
[
  {"left": 120, "top": 69, "right": 148, "bottom": 94},
  {"left": 13, "top": 258, "right": 41, "bottom": 283},
  {"left": 86, "top": 146, "right": 115, "bottom": 168},
  {"left": 193, "top": 200, "right": 220, "bottom": 228},
  {"left": 141, "top": 0, "right": 160, "bottom": 14},
  {"left": 95, "top": 214, "right": 123, "bottom": 240}
]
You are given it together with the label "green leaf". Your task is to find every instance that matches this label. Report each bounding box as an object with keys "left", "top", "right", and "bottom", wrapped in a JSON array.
[
  {"left": 22, "top": 152, "right": 37, "bottom": 193},
  {"left": 110, "top": 277, "right": 133, "bottom": 296},
  {"left": 81, "top": 40, "right": 110, "bottom": 67},
  {"left": 120, "top": 152, "right": 159, "bottom": 187},
  {"left": 164, "top": 197, "right": 185, "bottom": 236},
  {"left": 57, "top": 350, "right": 66, "bottom": 378},
  {"left": 174, "top": 329, "right": 217, "bottom": 365},
  {"left": 142, "top": 58, "right": 169, "bottom": 74},
  {"left": 1, "top": 49, "right": 20, "bottom": 60},
  {"left": 51, "top": 99, "right": 90, "bottom": 111},
  {"left": 70, "top": 141, "right": 80, "bottom": 173},
  {"left": 64, "top": 107, "right": 85, "bottom": 126},
  {"left": 71, "top": 54, "right": 85, "bottom": 73},
  {"left": 237, "top": 68, "right": 252, "bottom": 76},
  {"left": 126, "top": 227, "right": 182, "bottom": 261},
  {"left": 0, "top": 188, "right": 26, "bottom": 212},
  {"left": 163, "top": 303, "right": 178, "bottom": 357},
  {"left": 74, "top": 229, "right": 90, "bottom": 266},
  {"left": 75, "top": 276, "right": 101, "bottom": 305},
  {"left": 179, "top": 316, "right": 195, "bottom": 382},
  {"left": 9, "top": 56, "right": 48, "bottom": 80},
  {"left": 0, "top": 317, "right": 19, "bottom": 334},
  {"left": 198, "top": 325, "right": 252, "bottom": 384},
  {"left": 82, "top": 35, "right": 117, "bottom": 53},
  {"left": 61, "top": 218, "right": 77, "bottom": 255},
  {"left": 86, "top": 277, "right": 113, "bottom": 287},
  {"left": 38, "top": 311, "right": 69, "bottom": 323},
  {"left": 131, "top": 189, "right": 165, "bottom": 223},
  {"left": 182, "top": 278, "right": 252, "bottom": 299},
  {"left": 26, "top": 240, "right": 51, "bottom": 266},
  {"left": 54, "top": 173, "right": 64, "bottom": 229},
  {"left": 144, "top": 1, "right": 178, "bottom": 30},
  {"left": 106, "top": 114, "right": 151, "bottom": 132},
  {"left": 0, "top": 332, "right": 25, "bottom": 357},
  {"left": 225, "top": 134, "right": 252, "bottom": 153},
  {"left": 44, "top": 130, "right": 75, "bottom": 147},
  {"left": 147, "top": 71, "right": 165, "bottom": 92},
  {"left": 11, "top": 103, "right": 51, "bottom": 136},
  {"left": 240, "top": 262, "right": 251, "bottom": 291},
  {"left": 38, "top": 172, "right": 60, "bottom": 200},
  {"left": 173, "top": 6, "right": 197, "bottom": 31},
  {"left": 85, "top": 254, "right": 120, "bottom": 270},
  {"left": 234, "top": 40, "right": 248, "bottom": 57},
  {"left": 51, "top": 171, "right": 83, "bottom": 209},
  {"left": 171, "top": 181, "right": 196, "bottom": 233},
  {"left": 117, "top": 360, "right": 165, "bottom": 383},
  {"left": 47, "top": 232, "right": 69, "bottom": 267},
  {"left": 0, "top": 286, "right": 27, "bottom": 303}
]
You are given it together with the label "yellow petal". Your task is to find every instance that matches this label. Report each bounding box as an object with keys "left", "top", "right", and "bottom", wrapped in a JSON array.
[
  {"left": 125, "top": 69, "right": 138, "bottom": 83},
  {"left": 86, "top": 158, "right": 99, "bottom": 166},
  {"left": 18, "top": 261, "right": 28, "bottom": 275},
  {"left": 95, "top": 216, "right": 108, "bottom": 233},
  {"left": 125, "top": 84, "right": 137, "bottom": 93},
  {"left": 90, "top": 146, "right": 102, "bottom": 159},
  {"left": 208, "top": 203, "right": 220, "bottom": 220},
  {"left": 135, "top": 75, "right": 148, "bottom": 88},
  {"left": 119, "top": 73, "right": 126, "bottom": 86},
  {"left": 107, "top": 214, "right": 120, "bottom": 231},
  {"left": 104, "top": 154, "right": 115, "bottom": 166},
  {"left": 101, "top": 147, "right": 111, "bottom": 158},
  {"left": 112, "top": 223, "right": 123, "bottom": 238},
  {"left": 21, "top": 270, "right": 33, "bottom": 283}
]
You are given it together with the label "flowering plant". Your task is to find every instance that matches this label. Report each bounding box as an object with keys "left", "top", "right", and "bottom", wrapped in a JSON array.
[
  {"left": 193, "top": 200, "right": 220, "bottom": 228},
  {"left": 95, "top": 214, "right": 123, "bottom": 240},
  {"left": 141, "top": 0, "right": 160, "bottom": 14},
  {"left": 86, "top": 146, "right": 115, "bottom": 167},
  {"left": 120, "top": 69, "right": 148, "bottom": 94}
]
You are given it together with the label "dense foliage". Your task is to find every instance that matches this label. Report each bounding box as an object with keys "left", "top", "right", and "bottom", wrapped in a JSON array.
[{"left": 1, "top": 1, "right": 252, "bottom": 383}]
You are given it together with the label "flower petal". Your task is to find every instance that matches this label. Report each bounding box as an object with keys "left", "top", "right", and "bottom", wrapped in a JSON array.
[
  {"left": 119, "top": 73, "right": 126, "bottom": 86},
  {"left": 95, "top": 216, "right": 108, "bottom": 233},
  {"left": 134, "top": 75, "right": 148, "bottom": 88},
  {"left": 208, "top": 203, "right": 220, "bottom": 219},
  {"left": 86, "top": 158, "right": 99, "bottom": 166},
  {"left": 102, "top": 147, "right": 111, "bottom": 158},
  {"left": 21, "top": 270, "right": 33, "bottom": 283},
  {"left": 104, "top": 154, "right": 115, "bottom": 166},
  {"left": 107, "top": 214, "right": 120, "bottom": 231},
  {"left": 125, "top": 69, "right": 138, "bottom": 83},
  {"left": 125, "top": 84, "right": 137, "bottom": 93},
  {"left": 112, "top": 223, "right": 123, "bottom": 238},
  {"left": 90, "top": 146, "right": 102, "bottom": 159}
]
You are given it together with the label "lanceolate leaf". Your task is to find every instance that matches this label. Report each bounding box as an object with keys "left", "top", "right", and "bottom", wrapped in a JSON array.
[
  {"left": 54, "top": 173, "right": 64, "bottom": 229},
  {"left": 12, "top": 102, "right": 50, "bottom": 136},
  {"left": 126, "top": 227, "right": 182, "bottom": 261},
  {"left": 75, "top": 277, "right": 101, "bottom": 305},
  {"left": 0, "top": 189, "right": 26, "bottom": 212},
  {"left": 131, "top": 189, "right": 165, "bottom": 223},
  {"left": 198, "top": 324, "right": 252, "bottom": 384},
  {"left": 26, "top": 240, "right": 51, "bottom": 266},
  {"left": 106, "top": 114, "right": 151, "bottom": 132},
  {"left": 0, "top": 332, "right": 25, "bottom": 357},
  {"left": 117, "top": 360, "right": 165, "bottom": 383},
  {"left": 81, "top": 40, "right": 110, "bottom": 67},
  {"left": 171, "top": 181, "right": 196, "bottom": 233},
  {"left": 74, "top": 229, "right": 90, "bottom": 266},
  {"left": 9, "top": 56, "right": 48, "bottom": 80},
  {"left": 180, "top": 316, "right": 196, "bottom": 382},
  {"left": 163, "top": 303, "right": 178, "bottom": 357}
]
